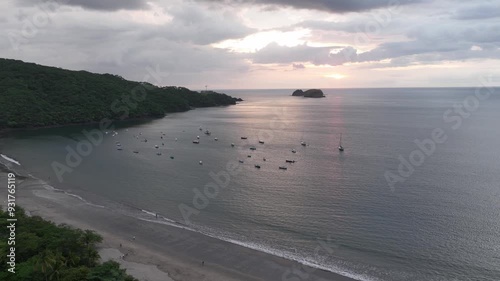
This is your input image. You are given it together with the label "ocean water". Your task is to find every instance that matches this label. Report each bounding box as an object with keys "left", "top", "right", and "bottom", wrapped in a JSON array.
[{"left": 1, "top": 88, "right": 500, "bottom": 281}]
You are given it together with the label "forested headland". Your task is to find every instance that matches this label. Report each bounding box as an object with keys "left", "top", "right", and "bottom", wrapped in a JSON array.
[{"left": 0, "top": 58, "right": 241, "bottom": 129}]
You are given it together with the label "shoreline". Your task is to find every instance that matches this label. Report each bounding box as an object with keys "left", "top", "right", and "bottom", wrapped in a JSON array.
[{"left": 0, "top": 162, "right": 360, "bottom": 281}]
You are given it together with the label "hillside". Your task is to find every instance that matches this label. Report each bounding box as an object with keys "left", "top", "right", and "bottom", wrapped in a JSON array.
[{"left": 0, "top": 58, "right": 241, "bottom": 129}]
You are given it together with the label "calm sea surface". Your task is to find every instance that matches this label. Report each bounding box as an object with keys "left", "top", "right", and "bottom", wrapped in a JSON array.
[{"left": 1, "top": 88, "right": 500, "bottom": 281}]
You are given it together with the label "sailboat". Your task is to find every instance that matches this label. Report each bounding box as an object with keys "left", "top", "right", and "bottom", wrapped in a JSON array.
[{"left": 338, "top": 134, "right": 344, "bottom": 152}]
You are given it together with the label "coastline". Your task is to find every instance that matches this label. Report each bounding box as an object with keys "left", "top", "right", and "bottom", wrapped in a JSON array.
[{"left": 0, "top": 163, "right": 359, "bottom": 281}]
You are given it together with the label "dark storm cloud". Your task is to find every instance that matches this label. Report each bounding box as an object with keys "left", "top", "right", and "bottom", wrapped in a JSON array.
[
  {"left": 198, "top": 0, "right": 421, "bottom": 13},
  {"left": 17, "top": 0, "right": 150, "bottom": 11}
]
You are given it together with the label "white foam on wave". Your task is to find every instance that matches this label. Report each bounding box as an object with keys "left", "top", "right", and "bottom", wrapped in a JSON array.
[
  {"left": 137, "top": 217, "right": 196, "bottom": 232},
  {"left": 64, "top": 192, "right": 106, "bottom": 208},
  {"left": 1, "top": 154, "right": 21, "bottom": 165},
  {"left": 29, "top": 175, "right": 106, "bottom": 209},
  {"left": 194, "top": 228, "right": 380, "bottom": 281},
  {"left": 134, "top": 214, "right": 378, "bottom": 281},
  {"left": 141, "top": 209, "right": 157, "bottom": 216}
]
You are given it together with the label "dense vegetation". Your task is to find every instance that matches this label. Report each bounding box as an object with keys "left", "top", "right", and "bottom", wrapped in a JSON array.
[
  {"left": 0, "top": 58, "right": 242, "bottom": 129},
  {"left": 0, "top": 206, "right": 137, "bottom": 281}
]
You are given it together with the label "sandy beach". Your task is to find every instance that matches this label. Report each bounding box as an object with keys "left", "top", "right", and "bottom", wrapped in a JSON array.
[{"left": 0, "top": 166, "right": 358, "bottom": 281}]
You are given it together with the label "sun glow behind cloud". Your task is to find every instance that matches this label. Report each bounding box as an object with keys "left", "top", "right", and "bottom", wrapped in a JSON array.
[
  {"left": 325, "top": 73, "right": 347, "bottom": 79},
  {"left": 212, "top": 29, "right": 311, "bottom": 53}
]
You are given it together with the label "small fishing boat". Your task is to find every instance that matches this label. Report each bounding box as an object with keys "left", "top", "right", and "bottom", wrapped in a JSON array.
[
  {"left": 259, "top": 140, "right": 265, "bottom": 144},
  {"left": 133, "top": 151, "right": 139, "bottom": 154},
  {"left": 338, "top": 134, "right": 345, "bottom": 152},
  {"left": 301, "top": 141, "right": 307, "bottom": 146},
  {"left": 205, "top": 130, "right": 211, "bottom": 135},
  {"left": 156, "top": 152, "right": 162, "bottom": 156},
  {"left": 250, "top": 147, "right": 257, "bottom": 151},
  {"left": 231, "top": 143, "right": 235, "bottom": 147},
  {"left": 155, "top": 145, "right": 159, "bottom": 148},
  {"left": 279, "top": 166, "right": 288, "bottom": 170},
  {"left": 241, "top": 137, "right": 248, "bottom": 140},
  {"left": 193, "top": 140, "right": 200, "bottom": 144},
  {"left": 170, "top": 156, "right": 174, "bottom": 159},
  {"left": 197, "top": 136, "right": 200, "bottom": 139},
  {"left": 285, "top": 160, "right": 296, "bottom": 163},
  {"left": 239, "top": 160, "right": 244, "bottom": 163},
  {"left": 214, "top": 137, "right": 218, "bottom": 141},
  {"left": 117, "top": 147, "right": 123, "bottom": 151},
  {"left": 255, "top": 165, "right": 261, "bottom": 169},
  {"left": 199, "top": 161, "right": 203, "bottom": 165},
  {"left": 292, "top": 149, "right": 296, "bottom": 153},
  {"left": 247, "top": 155, "right": 252, "bottom": 158}
]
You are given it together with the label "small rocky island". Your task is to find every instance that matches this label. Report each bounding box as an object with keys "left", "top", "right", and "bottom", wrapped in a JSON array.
[{"left": 292, "top": 89, "right": 325, "bottom": 98}]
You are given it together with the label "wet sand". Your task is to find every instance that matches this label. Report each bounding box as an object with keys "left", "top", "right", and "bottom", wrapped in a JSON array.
[{"left": 0, "top": 169, "right": 358, "bottom": 281}]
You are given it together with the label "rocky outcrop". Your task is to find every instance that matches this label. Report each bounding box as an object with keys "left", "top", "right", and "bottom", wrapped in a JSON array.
[{"left": 292, "top": 89, "right": 325, "bottom": 98}]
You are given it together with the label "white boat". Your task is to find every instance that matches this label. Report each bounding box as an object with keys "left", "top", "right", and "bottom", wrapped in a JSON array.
[
  {"left": 259, "top": 140, "right": 265, "bottom": 144},
  {"left": 292, "top": 149, "right": 296, "bottom": 153},
  {"left": 231, "top": 143, "right": 235, "bottom": 147},
  {"left": 239, "top": 160, "right": 244, "bottom": 163},
  {"left": 301, "top": 141, "right": 307, "bottom": 146},
  {"left": 193, "top": 140, "right": 200, "bottom": 144},
  {"left": 155, "top": 145, "right": 159, "bottom": 148},
  {"left": 197, "top": 136, "right": 200, "bottom": 139},
  {"left": 199, "top": 161, "right": 203, "bottom": 165},
  {"left": 214, "top": 137, "right": 218, "bottom": 141}
]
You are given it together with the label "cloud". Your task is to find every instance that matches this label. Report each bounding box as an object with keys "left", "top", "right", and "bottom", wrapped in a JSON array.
[
  {"left": 251, "top": 42, "right": 342, "bottom": 65},
  {"left": 452, "top": 2, "right": 500, "bottom": 20},
  {"left": 155, "top": 4, "right": 256, "bottom": 45},
  {"left": 17, "top": 0, "right": 150, "bottom": 11},
  {"left": 197, "top": 0, "right": 421, "bottom": 13}
]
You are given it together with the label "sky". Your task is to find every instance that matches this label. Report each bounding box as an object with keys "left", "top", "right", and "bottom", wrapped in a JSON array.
[{"left": 1, "top": 0, "right": 499, "bottom": 89}]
